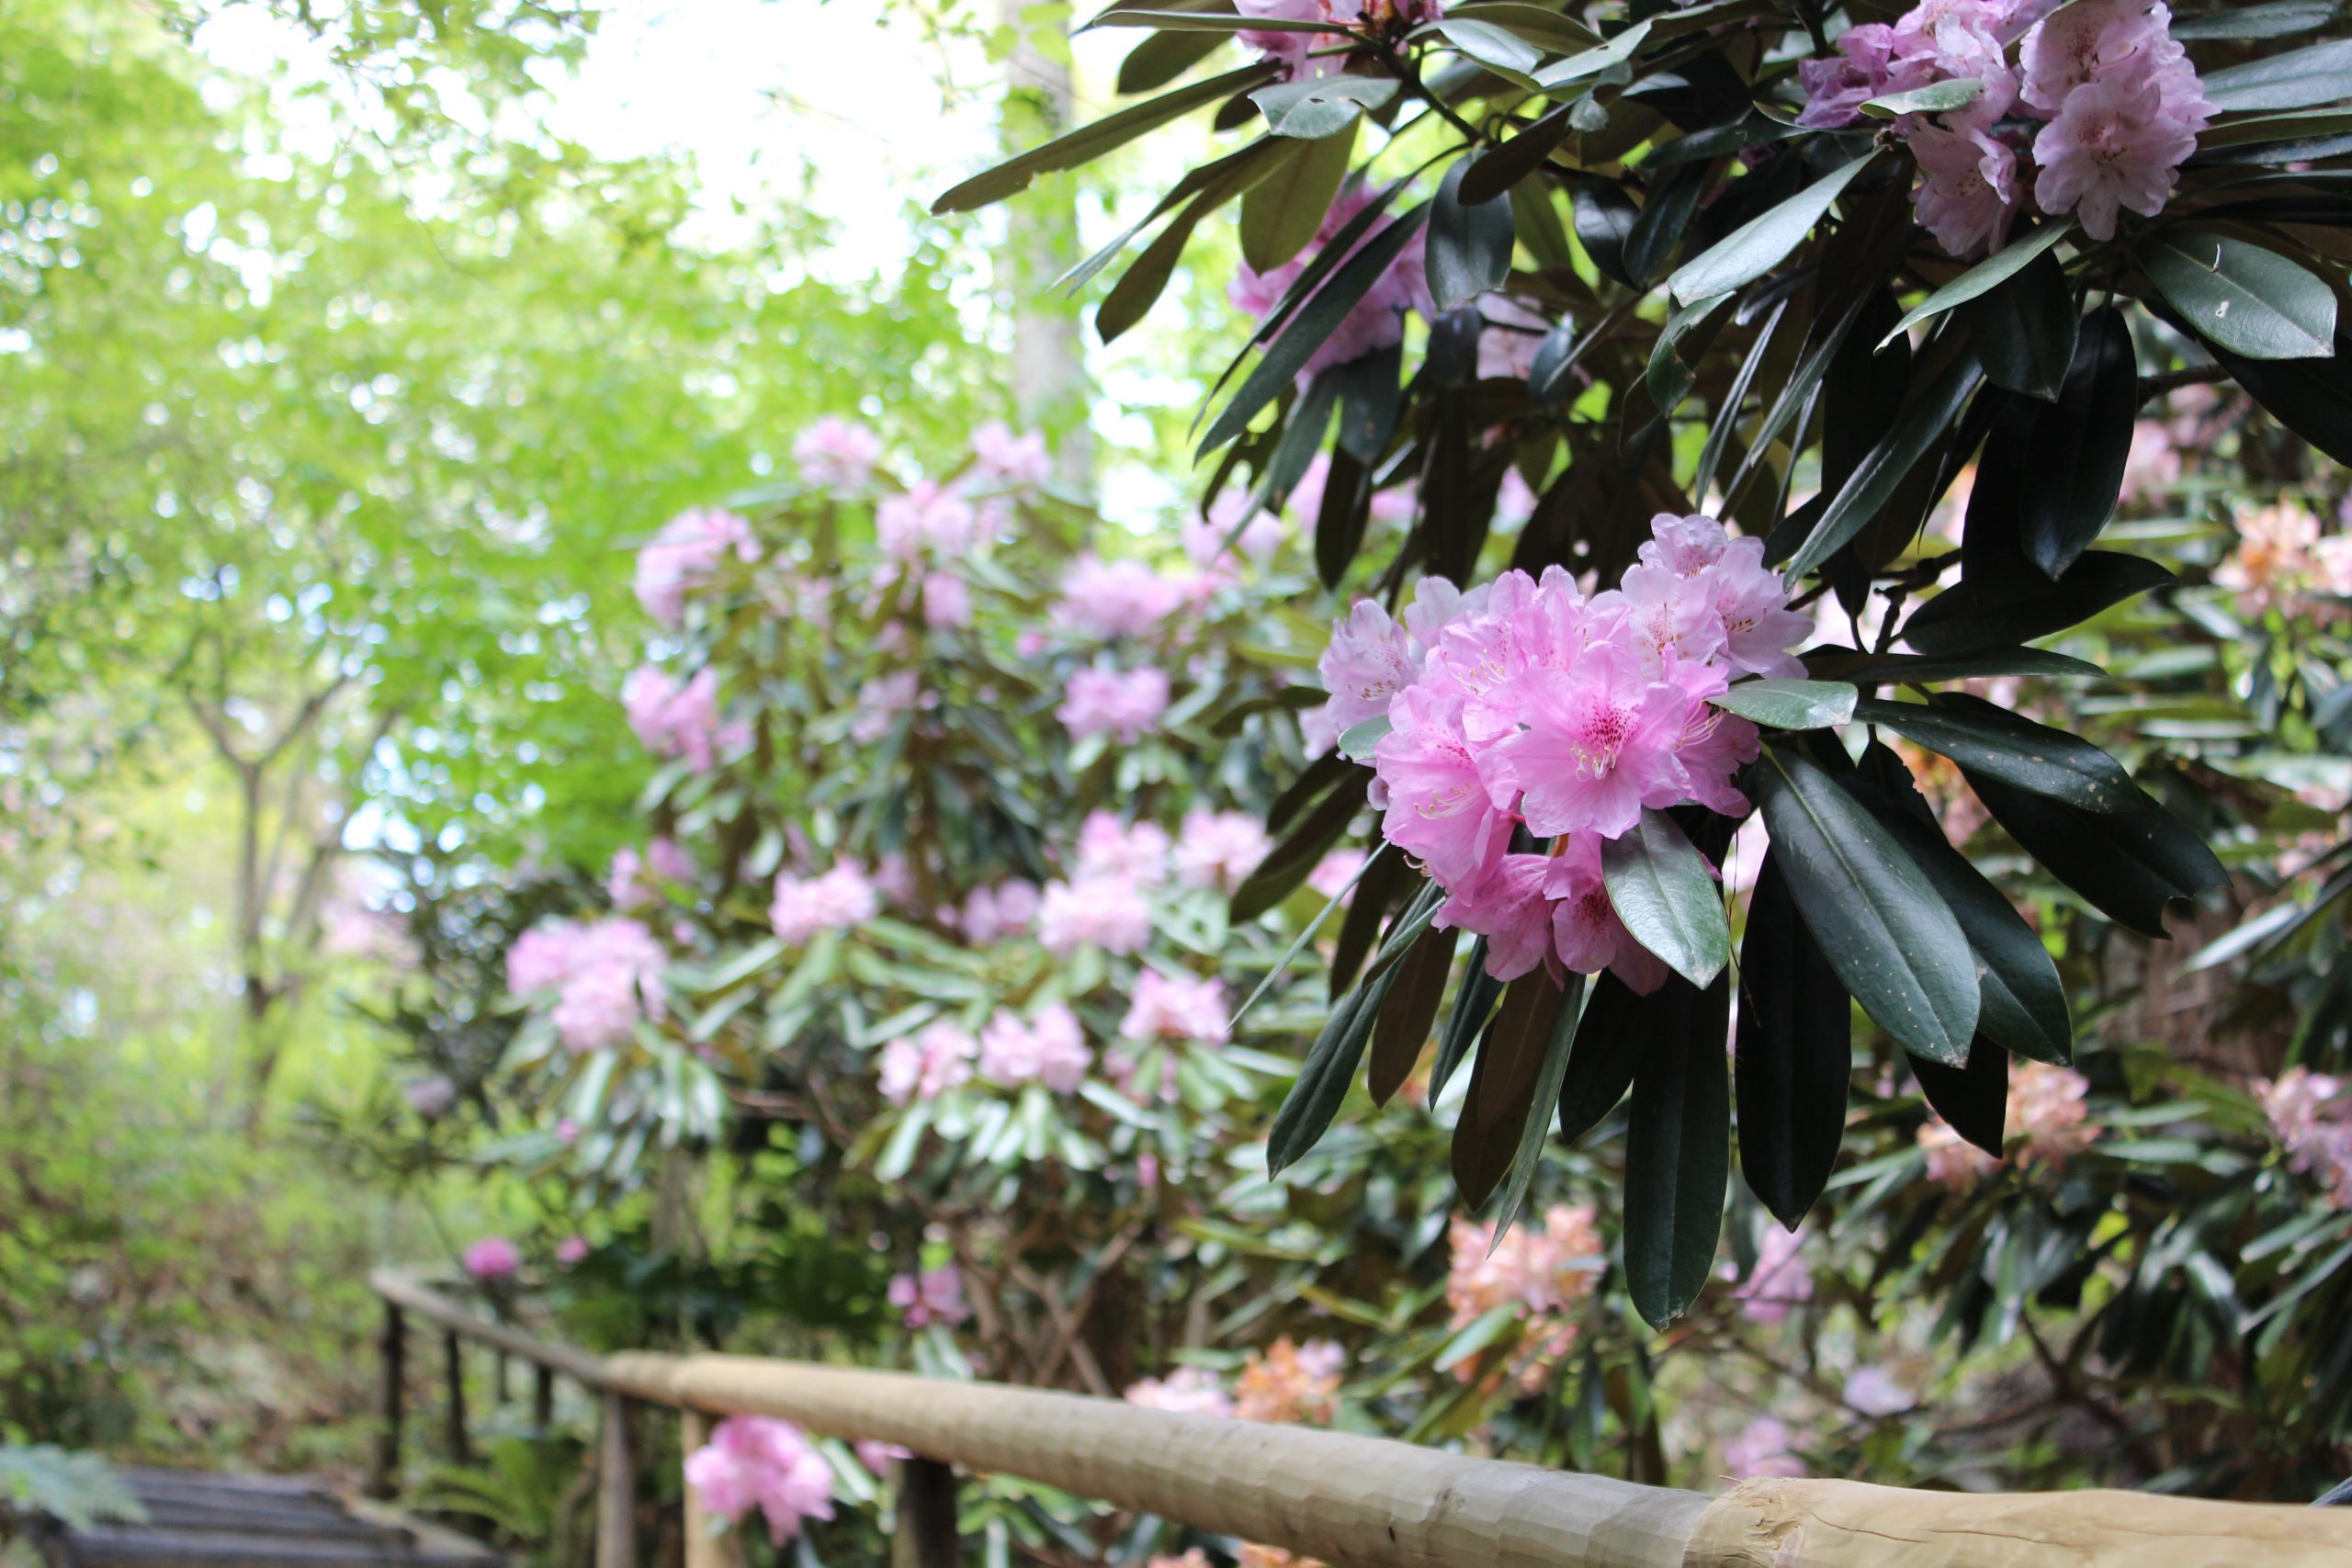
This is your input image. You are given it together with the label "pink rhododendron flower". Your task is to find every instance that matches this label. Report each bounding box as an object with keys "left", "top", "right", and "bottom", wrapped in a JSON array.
[
  {"left": 1796, "top": 23, "right": 1910, "bottom": 127},
  {"left": 922, "top": 570, "right": 972, "bottom": 629},
  {"left": 1121, "top": 970, "right": 1230, "bottom": 1046},
  {"left": 968, "top": 421, "right": 1051, "bottom": 491},
  {"left": 978, "top": 1003, "right": 1090, "bottom": 1092},
  {"left": 1910, "top": 120, "right": 2020, "bottom": 259},
  {"left": 1919, "top": 1060, "right": 2097, "bottom": 1186},
  {"left": 2119, "top": 420, "right": 2183, "bottom": 505},
  {"left": 1477, "top": 295, "right": 1548, "bottom": 381},
  {"left": 1235, "top": 0, "right": 1338, "bottom": 80},
  {"left": 2032, "top": 72, "right": 2206, "bottom": 241},
  {"left": 1233, "top": 1337, "right": 1344, "bottom": 1425},
  {"left": 770, "top": 863, "right": 878, "bottom": 945},
  {"left": 1075, "top": 811, "right": 1173, "bottom": 886},
  {"left": 1059, "top": 666, "right": 1171, "bottom": 742},
  {"left": 959, "top": 879, "right": 1041, "bottom": 943},
  {"left": 1188, "top": 491, "right": 1285, "bottom": 569},
  {"left": 1308, "top": 847, "right": 1367, "bottom": 901},
  {"left": 1172, "top": 808, "right": 1272, "bottom": 894},
  {"left": 684, "top": 1416, "right": 835, "bottom": 1546},
  {"left": 2260, "top": 1068, "right": 2352, "bottom": 1205},
  {"left": 607, "top": 846, "right": 651, "bottom": 911},
  {"left": 624, "top": 666, "right": 723, "bottom": 772},
  {"left": 1446, "top": 1205, "right": 1602, "bottom": 1381},
  {"left": 1844, "top": 1366, "right": 1913, "bottom": 1416},
  {"left": 1055, "top": 554, "right": 1191, "bottom": 639},
  {"left": 2216, "top": 500, "right": 2351, "bottom": 623},
  {"left": 634, "top": 508, "right": 758, "bottom": 626},
  {"left": 1123, "top": 1367, "right": 1234, "bottom": 1418},
  {"left": 555, "top": 1235, "right": 591, "bottom": 1267},
  {"left": 1723, "top": 1417, "right": 1807, "bottom": 1480},
  {"left": 877, "top": 1020, "right": 978, "bottom": 1104},
  {"left": 854, "top": 1440, "right": 910, "bottom": 1474},
  {"left": 876, "top": 479, "right": 978, "bottom": 560},
  {"left": 793, "top": 417, "right": 882, "bottom": 491},
  {"left": 1229, "top": 182, "right": 1433, "bottom": 378},
  {"left": 1036, "top": 874, "right": 1152, "bottom": 955},
  {"left": 462, "top": 1236, "right": 521, "bottom": 1280},
  {"left": 514, "top": 917, "right": 667, "bottom": 1053},
  {"left": 648, "top": 837, "right": 692, "bottom": 884},
  {"left": 888, "top": 1263, "right": 972, "bottom": 1329},
  {"left": 1733, "top": 1224, "right": 1815, "bottom": 1325}
]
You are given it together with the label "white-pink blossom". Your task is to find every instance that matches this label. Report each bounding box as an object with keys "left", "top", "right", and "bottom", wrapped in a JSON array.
[
  {"left": 770, "top": 863, "right": 879, "bottom": 945},
  {"left": 1121, "top": 969, "right": 1230, "bottom": 1046},
  {"left": 1036, "top": 874, "right": 1153, "bottom": 955},
  {"left": 877, "top": 1019, "right": 978, "bottom": 1104},
  {"left": 634, "top": 508, "right": 758, "bottom": 626},
  {"left": 623, "top": 666, "right": 724, "bottom": 772},
  {"left": 1059, "top": 666, "right": 1171, "bottom": 743},
  {"left": 793, "top": 417, "right": 883, "bottom": 491}
]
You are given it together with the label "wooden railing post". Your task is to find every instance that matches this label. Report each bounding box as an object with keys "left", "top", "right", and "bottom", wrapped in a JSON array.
[
  {"left": 596, "top": 1393, "right": 637, "bottom": 1568},
  {"left": 892, "top": 1457, "right": 961, "bottom": 1568},
  {"left": 533, "top": 1363, "right": 556, "bottom": 1430},
  {"left": 679, "top": 1410, "right": 745, "bottom": 1568},
  {"left": 442, "top": 1330, "right": 472, "bottom": 1467},
  {"left": 365, "top": 1301, "right": 404, "bottom": 1499}
]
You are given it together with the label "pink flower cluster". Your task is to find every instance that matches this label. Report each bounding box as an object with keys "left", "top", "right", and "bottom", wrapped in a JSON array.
[
  {"left": 793, "top": 416, "right": 883, "bottom": 491},
  {"left": 969, "top": 421, "right": 1051, "bottom": 491},
  {"left": 1445, "top": 1204, "right": 1602, "bottom": 1379},
  {"left": 876, "top": 479, "right": 978, "bottom": 561},
  {"left": 634, "top": 508, "right": 758, "bottom": 627},
  {"left": 1798, "top": 0, "right": 2210, "bottom": 251},
  {"left": 878, "top": 1020, "right": 978, "bottom": 1104},
  {"left": 770, "top": 863, "right": 879, "bottom": 945},
  {"left": 956, "top": 879, "right": 1040, "bottom": 943},
  {"left": 888, "top": 1263, "right": 972, "bottom": 1329},
  {"left": 1723, "top": 1416, "right": 1806, "bottom": 1480},
  {"left": 1122, "top": 970, "right": 1230, "bottom": 1047},
  {"left": 1055, "top": 554, "right": 1192, "bottom": 639},
  {"left": 683, "top": 1416, "right": 835, "bottom": 1546},
  {"left": 608, "top": 837, "right": 693, "bottom": 911},
  {"left": 1732, "top": 1224, "right": 1814, "bottom": 1325},
  {"left": 505, "top": 916, "right": 669, "bottom": 1053},
  {"left": 1234, "top": 0, "right": 1443, "bottom": 81},
  {"left": 1172, "top": 809, "right": 1272, "bottom": 895},
  {"left": 462, "top": 1236, "right": 521, "bottom": 1280},
  {"left": 1232, "top": 1337, "right": 1344, "bottom": 1425},
  {"left": 1230, "top": 181, "right": 1433, "bottom": 378},
  {"left": 1034, "top": 817, "right": 1166, "bottom": 955},
  {"left": 623, "top": 666, "right": 726, "bottom": 772},
  {"left": 1059, "top": 666, "right": 1170, "bottom": 743},
  {"left": 978, "top": 1003, "right": 1091, "bottom": 1092},
  {"left": 1319, "top": 513, "right": 1806, "bottom": 989},
  {"left": 1917, "top": 1060, "right": 2097, "bottom": 1186},
  {"left": 1123, "top": 1366, "right": 1235, "bottom": 1418},
  {"left": 2216, "top": 501, "right": 2352, "bottom": 623},
  {"left": 2260, "top": 1067, "right": 2352, "bottom": 1206}
]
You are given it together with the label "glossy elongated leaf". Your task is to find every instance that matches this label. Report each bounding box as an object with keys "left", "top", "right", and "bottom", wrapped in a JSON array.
[
  {"left": 2202, "top": 38, "right": 2352, "bottom": 112},
  {"left": 1901, "top": 550, "right": 2174, "bottom": 653},
  {"left": 1806, "top": 648, "right": 2108, "bottom": 685},
  {"left": 1100, "top": 148, "right": 1282, "bottom": 342},
  {"left": 1754, "top": 743, "right": 1980, "bottom": 1066},
  {"left": 1964, "top": 772, "right": 2229, "bottom": 940},
  {"left": 2145, "top": 232, "right": 2338, "bottom": 360},
  {"left": 2197, "top": 324, "right": 2352, "bottom": 466},
  {"left": 1624, "top": 162, "right": 1705, "bottom": 286},
  {"left": 1782, "top": 345, "right": 1982, "bottom": 579},
  {"left": 1240, "top": 121, "right": 1357, "bottom": 271},
  {"left": 1461, "top": 100, "right": 1576, "bottom": 204},
  {"left": 1082, "top": 5, "right": 1327, "bottom": 29},
  {"left": 1910, "top": 1036, "right": 2007, "bottom": 1155},
  {"left": 1710, "top": 678, "right": 1858, "bottom": 729},
  {"left": 1267, "top": 960, "right": 1398, "bottom": 1173},
  {"left": 1251, "top": 73, "right": 1401, "bottom": 137},
  {"left": 2174, "top": 0, "right": 2338, "bottom": 38},
  {"left": 1668, "top": 150, "right": 1878, "bottom": 305},
  {"left": 1880, "top": 220, "right": 2073, "bottom": 347},
  {"left": 1853, "top": 745, "right": 2073, "bottom": 1065},
  {"left": 1199, "top": 204, "right": 1430, "bottom": 455},
  {"left": 1601, "top": 809, "right": 1731, "bottom": 987},
  {"left": 1532, "top": 15, "right": 1655, "bottom": 90},
  {"left": 1854, "top": 693, "right": 2138, "bottom": 812},
  {"left": 1860, "top": 76, "right": 1983, "bottom": 118},
  {"left": 1329, "top": 840, "right": 1415, "bottom": 1000},
  {"left": 1963, "top": 249, "right": 2076, "bottom": 400},
  {"left": 1057, "top": 138, "right": 1282, "bottom": 296},
  {"left": 1572, "top": 181, "right": 1641, "bottom": 288},
  {"left": 1429, "top": 154, "right": 1517, "bottom": 311},
  {"left": 1115, "top": 26, "right": 1229, "bottom": 93},
  {"left": 1735, "top": 851, "right": 1852, "bottom": 1227},
  {"left": 1528, "top": 319, "right": 1581, "bottom": 407},
  {"left": 1623, "top": 973, "right": 1732, "bottom": 1327},
  {"left": 1493, "top": 973, "right": 1589, "bottom": 1237},
  {"left": 1454, "top": 975, "right": 1571, "bottom": 1207},
  {"left": 2014, "top": 304, "right": 2136, "bottom": 577},
  {"left": 1229, "top": 768, "right": 1367, "bottom": 921},
  {"left": 1556, "top": 971, "right": 1646, "bottom": 1140},
  {"left": 933, "top": 63, "right": 1279, "bottom": 211},
  {"left": 1430, "top": 17, "right": 1544, "bottom": 76},
  {"left": 1369, "top": 925, "right": 1460, "bottom": 1104},
  {"left": 1432, "top": 941, "right": 1504, "bottom": 1097}
]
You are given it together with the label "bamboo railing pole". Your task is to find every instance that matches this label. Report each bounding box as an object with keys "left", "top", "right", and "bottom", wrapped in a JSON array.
[
  {"left": 364, "top": 1301, "right": 403, "bottom": 1499},
  {"left": 679, "top": 1410, "right": 746, "bottom": 1568},
  {"left": 891, "top": 1457, "right": 961, "bottom": 1568},
  {"left": 368, "top": 1269, "right": 607, "bottom": 1388},
  {"left": 602, "top": 1354, "right": 2352, "bottom": 1568},
  {"left": 596, "top": 1393, "right": 637, "bottom": 1568}
]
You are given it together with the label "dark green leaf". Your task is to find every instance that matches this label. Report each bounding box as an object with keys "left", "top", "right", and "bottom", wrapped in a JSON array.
[
  {"left": 2196, "top": 323, "right": 2352, "bottom": 466},
  {"left": 1429, "top": 154, "right": 1518, "bottom": 311},
  {"left": 1860, "top": 77, "right": 1984, "bottom": 118},
  {"left": 2201, "top": 38, "right": 2352, "bottom": 112},
  {"left": 1964, "top": 772, "right": 2228, "bottom": 940},
  {"left": 1430, "top": 17, "right": 1545, "bottom": 76},
  {"left": 1369, "top": 925, "right": 1459, "bottom": 1104},
  {"left": 1240, "top": 122, "right": 1358, "bottom": 271},
  {"left": 1199, "top": 203, "right": 1430, "bottom": 455},
  {"left": 1432, "top": 941, "right": 1503, "bottom": 1099},
  {"left": 1528, "top": 319, "right": 1581, "bottom": 406},
  {"left": 1805, "top": 648, "right": 2108, "bottom": 686},
  {"left": 1251, "top": 74, "right": 1402, "bottom": 137},
  {"left": 2174, "top": 0, "right": 2338, "bottom": 39},
  {"left": 933, "top": 63, "right": 1280, "bottom": 212},
  {"left": 1099, "top": 150, "right": 1280, "bottom": 343},
  {"left": 1442, "top": 1, "right": 1600, "bottom": 51},
  {"left": 1963, "top": 249, "right": 2076, "bottom": 400},
  {"left": 1754, "top": 743, "right": 1981, "bottom": 1066},
  {"left": 1623, "top": 974, "right": 1732, "bottom": 1327},
  {"left": 1329, "top": 338, "right": 1404, "bottom": 460},
  {"left": 1454, "top": 975, "right": 1571, "bottom": 1207},
  {"left": 2145, "top": 231, "right": 2338, "bottom": 360},
  {"left": 1460, "top": 100, "right": 1576, "bottom": 204},
  {"left": 1312, "top": 444, "right": 1373, "bottom": 587},
  {"left": 1230, "top": 768, "right": 1367, "bottom": 921},
  {"left": 1709, "top": 678, "right": 1858, "bottom": 729},
  {"left": 1268, "top": 964, "right": 1399, "bottom": 1173},
  {"left": 1668, "top": 150, "right": 1878, "bottom": 305},
  {"left": 1601, "top": 808, "right": 1731, "bottom": 988},
  {"left": 1901, "top": 550, "right": 2173, "bottom": 653},
  {"left": 2015, "top": 304, "right": 2136, "bottom": 576},
  {"left": 1735, "top": 851, "right": 1852, "bottom": 1227},
  {"left": 1083, "top": 6, "right": 1329, "bottom": 30},
  {"left": 1556, "top": 971, "right": 1645, "bottom": 1141},
  {"left": 1910, "top": 1039, "right": 2007, "bottom": 1155},
  {"left": 1492, "top": 973, "right": 1589, "bottom": 1237},
  {"left": 1855, "top": 693, "right": 2138, "bottom": 812},
  {"left": 1880, "top": 221, "right": 2073, "bottom": 346},
  {"left": 1115, "top": 26, "right": 1230, "bottom": 93},
  {"left": 1329, "top": 840, "right": 1415, "bottom": 999},
  {"left": 1623, "top": 162, "right": 1705, "bottom": 285},
  {"left": 1572, "top": 181, "right": 1641, "bottom": 288},
  {"left": 1782, "top": 343, "right": 1983, "bottom": 579}
]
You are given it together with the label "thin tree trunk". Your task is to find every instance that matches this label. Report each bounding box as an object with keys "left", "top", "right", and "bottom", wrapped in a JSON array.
[{"left": 997, "top": 0, "right": 1092, "bottom": 490}]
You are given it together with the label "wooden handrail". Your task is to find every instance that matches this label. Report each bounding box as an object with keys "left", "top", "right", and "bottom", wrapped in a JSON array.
[
  {"left": 368, "top": 1269, "right": 607, "bottom": 1388},
  {"left": 366, "top": 1269, "right": 2352, "bottom": 1568}
]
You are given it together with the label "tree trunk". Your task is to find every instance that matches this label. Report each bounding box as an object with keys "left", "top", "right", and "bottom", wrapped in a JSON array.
[{"left": 997, "top": 0, "right": 1092, "bottom": 491}]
